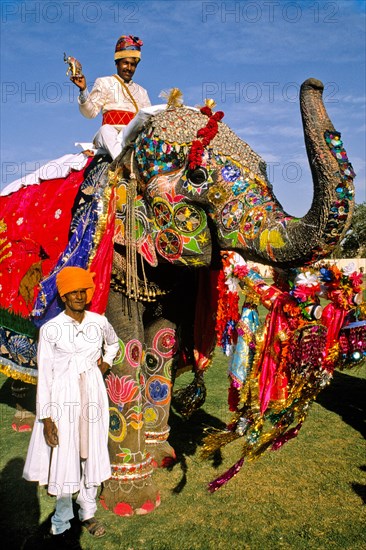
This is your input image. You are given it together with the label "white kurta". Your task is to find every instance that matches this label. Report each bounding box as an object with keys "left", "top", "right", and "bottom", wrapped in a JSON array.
[
  {"left": 78, "top": 75, "right": 151, "bottom": 130},
  {"left": 23, "top": 311, "right": 119, "bottom": 496}
]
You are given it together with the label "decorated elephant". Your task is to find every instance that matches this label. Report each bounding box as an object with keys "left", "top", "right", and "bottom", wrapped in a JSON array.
[
  {"left": 96, "top": 77, "right": 359, "bottom": 514},
  {"left": 0, "top": 78, "right": 362, "bottom": 515}
]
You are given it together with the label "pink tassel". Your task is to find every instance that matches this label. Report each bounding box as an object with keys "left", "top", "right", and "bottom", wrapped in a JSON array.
[
  {"left": 271, "top": 422, "right": 303, "bottom": 451},
  {"left": 208, "top": 457, "right": 245, "bottom": 493}
]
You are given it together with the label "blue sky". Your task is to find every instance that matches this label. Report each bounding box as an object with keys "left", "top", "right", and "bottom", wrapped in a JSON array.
[{"left": 1, "top": 0, "right": 365, "bottom": 216}]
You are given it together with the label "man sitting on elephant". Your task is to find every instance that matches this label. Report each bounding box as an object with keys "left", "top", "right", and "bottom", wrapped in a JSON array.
[{"left": 71, "top": 34, "right": 151, "bottom": 160}]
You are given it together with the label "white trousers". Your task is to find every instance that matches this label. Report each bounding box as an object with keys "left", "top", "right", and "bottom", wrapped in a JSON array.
[
  {"left": 50, "top": 462, "right": 98, "bottom": 535},
  {"left": 93, "top": 124, "right": 124, "bottom": 160}
]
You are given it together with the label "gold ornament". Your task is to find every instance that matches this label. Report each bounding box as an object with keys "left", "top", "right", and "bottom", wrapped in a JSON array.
[
  {"left": 205, "top": 98, "right": 217, "bottom": 109},
  {"left": 159, "top": 88, "right": 184, "bottom": 108}
]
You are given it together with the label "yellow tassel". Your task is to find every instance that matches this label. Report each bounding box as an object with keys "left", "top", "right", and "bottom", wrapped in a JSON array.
[
  {"left": 259, "top": 229, "right": 285, "bottom": 252},
  {"left": 159, "top": 88, "right": 183, "bottom": 108}
]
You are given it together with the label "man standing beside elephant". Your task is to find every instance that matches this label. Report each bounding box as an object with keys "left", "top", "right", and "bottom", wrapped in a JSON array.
[
  {"left": 71, "top": 35, "right": 151, "bottom": 160},
  {"left": 23, "top": 267, "right": 119, "bottom": 540}
]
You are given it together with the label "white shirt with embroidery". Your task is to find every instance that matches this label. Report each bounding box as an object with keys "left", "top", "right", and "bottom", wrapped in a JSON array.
[{"left": 79, "top": 75, "right": 151, "bottom": 130}]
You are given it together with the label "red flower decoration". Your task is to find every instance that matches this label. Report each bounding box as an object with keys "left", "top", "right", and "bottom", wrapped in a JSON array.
[
  {"left": 293, "top": 283, "right": 320, "bottom": 302},
  {"left": 349, "top": 272, "right": 363, "bottom": 293},
  {"left": 233, "top": 265, "right": 250, "bottom": 279},
  {"left": 188, "top": 140, "right": 205, "bottom": 170},
  {"left": 187, "top": 106, "right": 225, "bottom": 170},
  {"left": 200, "top": 106, "right": 212, "bottom": 117}
]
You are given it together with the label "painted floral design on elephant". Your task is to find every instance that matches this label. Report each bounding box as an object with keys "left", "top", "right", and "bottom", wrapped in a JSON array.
[{"left": 106, "top": 372, "right": 141, "bottom": 407}]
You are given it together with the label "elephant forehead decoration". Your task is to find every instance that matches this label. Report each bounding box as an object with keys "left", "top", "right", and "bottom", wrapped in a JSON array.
[
  {"left": 134, "top": 106, "right": 267, "bottom": 182},
  {"left": 129, "top": 107, "right": 283, "bottom": 267}
]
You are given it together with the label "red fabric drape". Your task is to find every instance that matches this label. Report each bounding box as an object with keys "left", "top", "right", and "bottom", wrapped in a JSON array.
[
  {"left": 0, "top": 168, "right": 89, "bottom": 317},
  {"left": 193, "top": 269, "right": 220, "bottom": 371}
]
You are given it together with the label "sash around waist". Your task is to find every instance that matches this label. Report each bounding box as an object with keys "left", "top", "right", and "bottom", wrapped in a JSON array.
[{"left": 102, "top": 110, "right": 136, "bottom": 126}]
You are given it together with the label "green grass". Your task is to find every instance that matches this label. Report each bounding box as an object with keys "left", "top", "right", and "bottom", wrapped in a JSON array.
[{"left": 0, "top": 358, "right": 365, "bottom": 550}]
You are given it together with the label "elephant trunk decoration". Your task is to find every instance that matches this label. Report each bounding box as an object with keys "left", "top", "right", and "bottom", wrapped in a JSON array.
[{"left": 98, "top": 78, "right": 356, "bottom": 514}]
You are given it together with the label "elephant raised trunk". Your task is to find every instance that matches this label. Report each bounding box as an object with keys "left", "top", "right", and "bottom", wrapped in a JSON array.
[
  {"left": 264, "top": 77, "right": 355, "bottom": 267},
  {"left": 209, "top": 77, "right": 356, "bottom": 267}
]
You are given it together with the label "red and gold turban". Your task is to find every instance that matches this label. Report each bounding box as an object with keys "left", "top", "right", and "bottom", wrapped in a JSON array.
[
  {"left": 56, "top": 267, "right": 95, "bottom": 304},
  {"left": 114, "top": 35, "right": 143, "bottom": 61}
]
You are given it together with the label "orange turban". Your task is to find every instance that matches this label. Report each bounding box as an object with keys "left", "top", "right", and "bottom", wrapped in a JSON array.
[{"left": 56, "top": 267, "right": 95, "bottom": 304}]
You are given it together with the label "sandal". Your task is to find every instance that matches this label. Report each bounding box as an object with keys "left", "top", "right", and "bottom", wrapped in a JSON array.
[{"left": 82, "top": 518, "right": 106, "bottom": 538}]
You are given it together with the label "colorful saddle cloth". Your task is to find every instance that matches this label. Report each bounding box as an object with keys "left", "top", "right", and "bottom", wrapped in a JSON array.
[{"left": 0, "top": 158, "right": 115, "bottom": 383}]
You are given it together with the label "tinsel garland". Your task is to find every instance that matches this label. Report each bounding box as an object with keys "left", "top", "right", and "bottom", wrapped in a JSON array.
[
  {"left": 320, "top": 263, "right": 365, "bottom": 370},
  {"left": 208, "top": 457, "right": 245, "bottom": 493},
  {"left": 338, "top": 320, "right": 366, "bottom": 367},
  {"left": 215, "top": 265, "right": 240, "bottom": 355},
  {"left": 271, "top": 421, "right": 303, "bottom": 451},
  {"left": 202, "top": 257, "right": 365, "bottom": 491},
  {"left": 228, "top": 304, "right": 260, "bottom": 410}
]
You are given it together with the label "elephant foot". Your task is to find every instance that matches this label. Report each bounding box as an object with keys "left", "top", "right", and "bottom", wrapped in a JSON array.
[
  {"left": 11, "top": 407, "right": 35, "bottom": 432},
  {"left": 10, "top": 381, "right": 36, "bottom": 432},
  {"left": 100, "top": 479, "right": 160, "bottom": 516},
  {"left": 100, "top": 456, "right": 160, "bottom": 516},
  {"left": 145, "top": 429, "right": 177, "bottom": 468}
]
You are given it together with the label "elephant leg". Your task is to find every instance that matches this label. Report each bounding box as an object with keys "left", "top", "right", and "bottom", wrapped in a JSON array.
[
  {"left": 100, "top": 289, "right": 160, "bottom": 516},
  {"left": 143, "top": 318, "right": 177, "bottom": 468}
]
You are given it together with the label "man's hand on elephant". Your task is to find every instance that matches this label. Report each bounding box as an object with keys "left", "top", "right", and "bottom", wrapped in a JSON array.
[
  {"left": 70, "top": 75, "right": 87, "bottom": 91},
  {"left": 43, "top": 417, "right": 58, "bottom": 447}
]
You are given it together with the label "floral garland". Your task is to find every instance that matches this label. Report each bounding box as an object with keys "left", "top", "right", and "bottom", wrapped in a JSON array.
[
  {"left": 216, "top": 257, "right": 365, "bottom": 364},
  {"left": 187, "top": 102, "right": 224, "bottom": 170},
  {"left": 319, "top": 263, "right": 363, "bottom": 308}
]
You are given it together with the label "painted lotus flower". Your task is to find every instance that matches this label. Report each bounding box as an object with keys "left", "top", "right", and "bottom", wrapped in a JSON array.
[{"left": 106, "top": 373, "right": 141, "bottom": 407}]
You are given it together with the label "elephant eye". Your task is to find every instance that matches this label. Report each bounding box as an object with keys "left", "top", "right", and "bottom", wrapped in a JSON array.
[{"left": 187, "top": 167, "right": 208, "bottom": 186}]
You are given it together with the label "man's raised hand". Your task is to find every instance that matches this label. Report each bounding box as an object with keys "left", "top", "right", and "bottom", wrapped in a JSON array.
[{"left": 71, "top": 75, "right": 87, "bottom": 91}]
